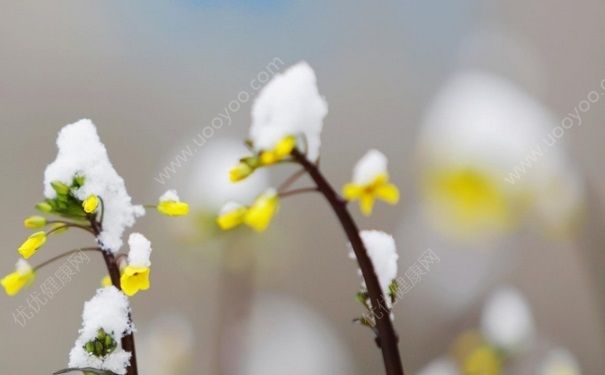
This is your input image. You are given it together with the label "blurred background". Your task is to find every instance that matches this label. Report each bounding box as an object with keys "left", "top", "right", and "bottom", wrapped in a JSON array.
[{"left": 1, "top": 1, "right": 604, "bottom": 374}]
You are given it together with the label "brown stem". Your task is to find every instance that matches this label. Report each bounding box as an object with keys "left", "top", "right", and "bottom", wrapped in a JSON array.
[
  {"left": 89, "top": 218, "right": 138, "bottom": 375},
  {"left": 292, "top": 149, "right": 404, "bottom": 375}
]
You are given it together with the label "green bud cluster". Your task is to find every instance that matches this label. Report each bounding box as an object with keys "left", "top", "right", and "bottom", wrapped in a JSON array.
[
  {"left": 83, "top": 328, "right": 117, "bottom": 358},
  {"left": 36, "top": 176, "right": 88, "bottom": 220}
]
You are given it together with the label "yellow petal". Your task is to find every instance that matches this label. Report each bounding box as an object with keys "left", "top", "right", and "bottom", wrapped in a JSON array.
[
  {"left": 359, "top": 194, "right": 375, "bottom": 216},
  {"left": 259, "top": 136, "right": 296, "bottom": 166},
  {"left": 101, "top": 275, "right": 112, "bottom": 287},
  {"left": 244, "top": 190, "right": 279, "bottom": 232},
  {"left": 120, "top": 266, "right": 150, "bottom": 297},
  {"left": 342, "top": 183, "right": 363, "bottom": 201},
  {"left": 375, "top": 183, "right": 400, "bottom": 204},
  {"left": 83, "top": 195, "right": 100, "bottom": 214},
  {"left": 274, "top": 136, "right": 296, "bottom": 158},
  {"left": 229, "top": 162, "right": 254, "bottom": 182},
  {"left": 18, "top": 231, "right": 47, "bottom": 259},
  {"left": 157, "top": 201, "right": 190, "bottom": 216},
  {"left": 259, "top": 151, "right": 278, "bottom": 165},
  {"left": 1, "top": 269, "right": 35, "bottom": 296},
  {"left": 217, "top": 205, "right": 247, "bottom": 230}
]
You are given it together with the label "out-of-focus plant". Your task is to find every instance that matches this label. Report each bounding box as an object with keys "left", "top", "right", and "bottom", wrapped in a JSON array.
[
  {"left": 217, "top": 62, "right": 404, "bottom": 375},
  {"left": 416, "top": 286, "right": 581, "bottom": 375},
  {"left": 1, "top": 120, "right": 188, "bottom": 375}
]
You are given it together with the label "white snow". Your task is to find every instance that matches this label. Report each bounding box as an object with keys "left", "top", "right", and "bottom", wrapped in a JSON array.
[
  {"left": 351, "top": 230, "right": 399, "bottom": 299},
  {"left": 159, "top": 189, "right": 180, "bottom": 202},
  {"left": 481, "top": 286, "right": 534, "bottom": 352},
  {"left": 44, "top": 119, "right": 145, "bottom": 252},
  {"left": 352, "top": 149, "right": 388, "bottom": 185},
  {"left": 250, "top": 61, "right": 328, "bottom": 161},
  {"left": 127, "top": 233, "right": 152, "bottom": 268},
  {"left": 15, "top": 259, "right": 32, "bottom": 275},
  {"left": 219, "top": 201, "right": 245, "bottom": 215},
  {"left": 68, "top": 286, "right": 132, "bottom": 375}
]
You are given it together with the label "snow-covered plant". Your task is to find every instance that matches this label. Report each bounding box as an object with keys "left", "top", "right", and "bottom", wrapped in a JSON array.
[
  {"left": 217, "top": 62, "right": 404, "bottom": 375},
  {"left": 0, "top": 120, "right": 189, "bottom": 375}
]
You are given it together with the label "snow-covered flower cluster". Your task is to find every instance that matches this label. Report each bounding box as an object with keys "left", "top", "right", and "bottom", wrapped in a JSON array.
[
  {"left": 68, "top": 287, "right": 133, "bottom": 374},
  {"left": 43, "top": 119, "right": 145, "bottom": 252},
  {"left": 1, "top": 119, "right": 190, "bottom": 374},
  {"left": 250, "top": 61, "right": 328, "bottom": 162},
  {"left": 219, "top": 61, "right": 402, "bottom": 345}
]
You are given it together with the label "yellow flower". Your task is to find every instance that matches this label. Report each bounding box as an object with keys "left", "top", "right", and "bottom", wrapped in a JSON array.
[
  {"left": 462, "top": 345, "right": 501, "bottom": 375},
  {"left": 1, "top": 260, "right": 35, "bottom": 296},
  {"left": 23, "top": 216, "right": 47, "bottom": 229},
  {"left": 259, "top": 136, "right": 296, "bottom": 165},
  {"left": 343, "top": 173, "right": 399, "bottom": 215},
  {"left": 244, "top": 189, "right": 279, "bottom": 232},
  {"left": 229, "top": 162, "right": 254, "bottom": 182},
  {"left": 217, "top": 202, "right": 248, "bottom": 230},
  {"left": 120, "top": 266, "right": 150, "bottom": 296},
  {"left": 101, "top": 275, "right": 112, "bottom": 287},
  {"left": 217, "top": 190, "right": 279, "bottom": 232},
  {"left": 83, "top": 195, "right": 100, "bottom": 214},
  {"left": 423, "top": 167, "right": 515, "bottom": 237},
  {"left": 157, "top": 201, "right": 189, "bottom": 216},
  {"left": 17, "top": 231, "right": 47, "bottom": 259}
]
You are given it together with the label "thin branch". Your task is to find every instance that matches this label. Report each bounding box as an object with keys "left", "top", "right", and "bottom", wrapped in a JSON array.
[
  {"left": 34, "top": 247, "right": 101, "bottom": 271},
  {"left": 277, "top": 168, "right": 307, "bottom": 193},
  {"left": 279, "top": 187, "right": 319, "bottom": 198},
  {"left": 291, "top": 148, "right": 404, "bottom": 375},
  {"left": 47, "top": 223, "right": 95, "bottom": 236}
]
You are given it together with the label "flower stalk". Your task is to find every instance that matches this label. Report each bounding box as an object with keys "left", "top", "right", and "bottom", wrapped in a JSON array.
[
  {"left": 89, "top": 215, "right": 138, "bottom": 375},
  {"left": 292, "top": 148, "right": 404, "bottom": 375}
]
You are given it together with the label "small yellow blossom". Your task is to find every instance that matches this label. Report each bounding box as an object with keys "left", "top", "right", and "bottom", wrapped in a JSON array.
[
  {"left": 120, "top": 266, "right": 150, "bottom": 296},
  {"left": 18, "top": 231, "right": 47, "bottom": 259},
  {"left": 343, "top": 173, "right": 400, "bottom": 215},
  {"left": 462, "top": 345, "right": 501, "bottom": 375},
  {"left": 259, "top": 136, "right": 296, "bottom": 165},
  {"left": 1, "top": 261, "right": 35, "bottom": 296},
  {"left": 217, "top": 203, "right": 248, "bottom": 230},
  {"left": 83, "top": 195, "right": 100, "bottom": 214},
  {"left": 217, "top": 190, "right": 279, "bottom": 232},
  {"left": 157, "top": 201, "right": 189, "bottom": 216},
  {"left": 101, "top": 275, "right": 112, "bottom": 287},
  {"left": 229, "top": 162, "right": 254, "bottom": 182},
  {"left": 244, "top": 190, "right": 279, "bottom": 232},
  {"left": 23, "top": 215, "right": 47, "bottom": 229}
]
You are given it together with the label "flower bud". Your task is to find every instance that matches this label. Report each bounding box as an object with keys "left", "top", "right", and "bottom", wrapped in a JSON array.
[
  {"left": 82, "top": 195, "right": 99, "bottom": 214},
  {"left": 23, "top": 216, "right": 47, "bottom": 229},
  {"left": 51, "top": 181, "right": 70, "bottom": 196},
  {"left": 35, "top": 202, "right": 53, "bottom": 213}
]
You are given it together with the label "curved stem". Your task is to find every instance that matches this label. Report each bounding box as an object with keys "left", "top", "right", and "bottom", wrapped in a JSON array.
[
  {"left": 279, "top": 187, "right": 319, "bottom": 198},
  {"left": 33, "top": 247, "right": 101, "bottom": 271},
  {"left": 47, "top": 223, "right": 94, "bottom": 235},
  {"left": 277, "top": 168, "right": 306, "bottom": 193},
  {"left": 292, "top": 149, "right": 404, "bottom": 375}
]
